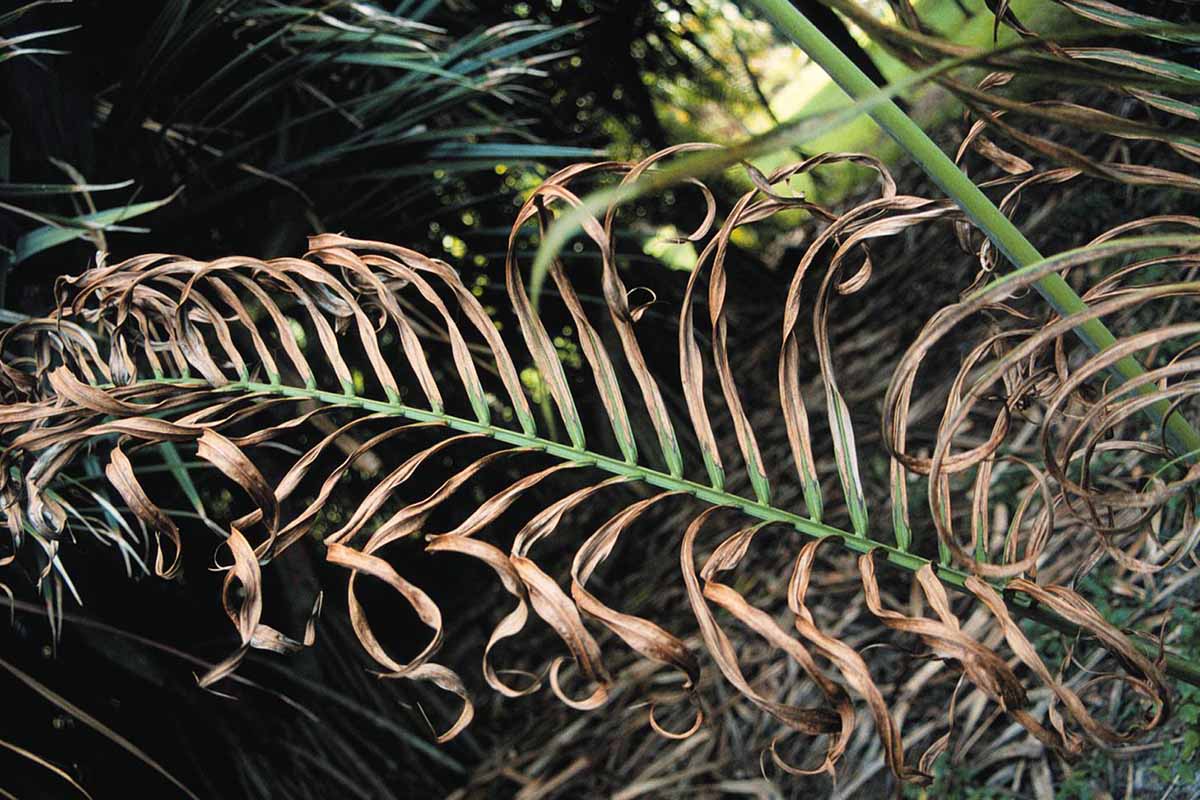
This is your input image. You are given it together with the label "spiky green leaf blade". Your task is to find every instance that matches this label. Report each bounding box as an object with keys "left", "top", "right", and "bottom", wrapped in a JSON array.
[{"left": 14, "top": 190, "right": 179, "bottom": 263}]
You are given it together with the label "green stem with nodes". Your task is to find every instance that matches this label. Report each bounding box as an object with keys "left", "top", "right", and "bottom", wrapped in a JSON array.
[
  {"left": 119, "top": 376, "right": 1200, "bottom": 686},
  {"left": 746, "top": 0, "right": 1200, "bottom": 459}
]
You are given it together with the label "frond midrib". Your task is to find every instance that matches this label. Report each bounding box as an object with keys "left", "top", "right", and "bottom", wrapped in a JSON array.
[{"left": 134, "top": 377, "right": 939, "bottom": 565}]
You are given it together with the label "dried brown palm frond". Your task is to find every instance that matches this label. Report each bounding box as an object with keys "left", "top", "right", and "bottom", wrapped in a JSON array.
[{"left": 1, "top": 146, "right": 1195, "bottom": 789}]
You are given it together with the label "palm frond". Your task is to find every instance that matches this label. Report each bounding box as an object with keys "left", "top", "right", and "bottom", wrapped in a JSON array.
[{"left": 1, "top": 145, "right": 1196, "bottom": 785}]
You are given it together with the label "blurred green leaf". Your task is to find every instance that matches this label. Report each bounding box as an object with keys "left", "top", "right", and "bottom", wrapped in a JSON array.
[{"left": 13, "top": 189, "right": 180, "bottom": 263}]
